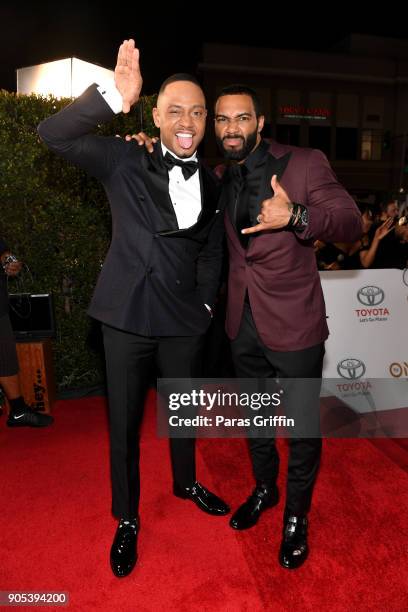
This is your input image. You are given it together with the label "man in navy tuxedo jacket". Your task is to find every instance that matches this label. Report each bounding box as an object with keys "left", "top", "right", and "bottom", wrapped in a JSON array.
[{"left": 38, "top": 40, "right": 229, "bottom": 578}]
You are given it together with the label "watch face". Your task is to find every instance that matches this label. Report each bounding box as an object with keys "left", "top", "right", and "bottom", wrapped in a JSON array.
[{"left": 300, "top": 208, "right": 308, "bottom": 226}]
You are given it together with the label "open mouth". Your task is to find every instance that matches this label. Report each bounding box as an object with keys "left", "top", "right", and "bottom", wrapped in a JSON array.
[
  {"left": 176, "top": 132, "right": 194, "bottom": 149},
  {"left": 223, "top": 137, "right": 244, "bottom": 147}
]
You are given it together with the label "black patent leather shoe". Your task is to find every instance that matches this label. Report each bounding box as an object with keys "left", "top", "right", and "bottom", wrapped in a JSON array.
[
  {"left": 229, "top": 484, "right": 279, "bottom": 530},
  {"left": 7, "top": 407, "right": 54, "bottom": 428},
  {"left": 279, "top": 514, "right": 308, "bottom": 569},
  {"left": 110, "top": 519, "right": 138, "bottom": 578},
  {"left": 173, "top": 481, "right": 230, "bottom": 516}
]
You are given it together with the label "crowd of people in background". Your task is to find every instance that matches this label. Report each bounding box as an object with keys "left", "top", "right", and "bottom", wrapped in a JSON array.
[{"left": 315, "top": 196, "right": 408, "bottom": 271}]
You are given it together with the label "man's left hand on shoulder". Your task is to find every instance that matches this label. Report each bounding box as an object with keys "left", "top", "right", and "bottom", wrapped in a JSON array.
[{"left": 125, "top": 131, "right": 158, "bottom": 152}]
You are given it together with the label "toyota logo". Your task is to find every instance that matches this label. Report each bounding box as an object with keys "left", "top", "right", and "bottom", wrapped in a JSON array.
[
  {"left": 337, "top": 358, "right": 366, "bottom": 379},
  {"left": 357, "top": 286, "right": 385, "bottom": 306},
  {"left": 403, "top": 269, "right": 408, "bottom": 287}
]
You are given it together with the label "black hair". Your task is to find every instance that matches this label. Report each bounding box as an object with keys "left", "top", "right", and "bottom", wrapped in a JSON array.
[
  {"left": 356, "top": 202, "right": 377, "bottom": 217},
  {"left": 380, "top": 198, "right": 397, "bottom": 212},
  {"left": 159, "top": 73, "right": 202, "bottom": 96},
  {"left": 216, "top": 84, "right": 262, "bottom": 117}
]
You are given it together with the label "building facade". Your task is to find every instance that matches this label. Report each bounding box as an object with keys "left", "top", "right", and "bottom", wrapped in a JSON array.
[{"left": 199, "top": 34, "right": 408, "bottom": 203}]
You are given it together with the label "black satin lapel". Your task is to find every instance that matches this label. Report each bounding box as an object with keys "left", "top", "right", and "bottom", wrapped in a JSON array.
[
  {"left": 218, "top": 167, "right": 237, "bottom": 228},
  {"left": 199, "top": 164, "right": 219, "bottom": 214},
  {"left": 143, "top": 144, "right": 179, "bottom": 231},
  {"left": 268, "top": 151, "right": 292, "bottom": 197},
  {"left": 249, "top": 151, "right": 292, "bottom": 223}
]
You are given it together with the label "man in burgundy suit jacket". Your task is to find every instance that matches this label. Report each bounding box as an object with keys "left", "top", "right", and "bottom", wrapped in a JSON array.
[{"left": 214, "top": 85, "right": 362, "bottom": 570}]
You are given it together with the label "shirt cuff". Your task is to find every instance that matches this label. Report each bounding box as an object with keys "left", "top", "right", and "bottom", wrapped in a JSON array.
[
  {"left": 204, "top": 303, "right": 213, "bottom": 317},
  {"left": 97, "top": 82, "right": 123, "bottom": 114}
]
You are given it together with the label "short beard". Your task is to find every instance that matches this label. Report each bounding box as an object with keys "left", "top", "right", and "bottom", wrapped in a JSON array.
[{"left": 216, "top": 127, "right": 258, "bottom": 161}]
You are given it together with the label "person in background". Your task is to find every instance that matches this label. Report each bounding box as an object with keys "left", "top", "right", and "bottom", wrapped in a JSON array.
[
  {"left": 359, "top": 199, "right": 402, "bottom": 269},
  {"left": 378, "top": 198, "right": 399, "bottom": 223},
  {"left": 0, "top": 240, "right": 53, "bottom": 427}
]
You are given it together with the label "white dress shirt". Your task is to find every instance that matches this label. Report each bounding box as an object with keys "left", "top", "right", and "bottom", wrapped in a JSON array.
[{"left": 160, "top": 144, "right": 201, "bottom": 229}]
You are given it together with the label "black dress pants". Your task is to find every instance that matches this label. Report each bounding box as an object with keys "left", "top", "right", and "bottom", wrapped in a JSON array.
[
  {"left": 102, "top": 324, "right": 204, "bottom": 520},
  {"left": 230, "top": 303, "right": 325, "bottom": 516}
]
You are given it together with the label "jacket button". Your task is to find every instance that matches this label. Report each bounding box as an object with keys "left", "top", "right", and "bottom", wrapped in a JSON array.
[
  {"left": 147, "top": 267, "right": 153, "bottom": 274},
  {"left": 175, "top": 279, "right": 181, "bottom": 285},
  {"left": 246, "top": 258, "right": 253, "bottom": 266}
]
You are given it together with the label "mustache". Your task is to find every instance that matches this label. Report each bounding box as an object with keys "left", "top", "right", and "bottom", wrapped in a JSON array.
[{"left": 222, "top": 135, "right": 244, "bottom": 142}]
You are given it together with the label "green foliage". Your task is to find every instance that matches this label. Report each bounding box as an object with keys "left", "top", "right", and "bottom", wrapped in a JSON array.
[{"left": 0, "top": 89, "right": 158, "bottom": 389}]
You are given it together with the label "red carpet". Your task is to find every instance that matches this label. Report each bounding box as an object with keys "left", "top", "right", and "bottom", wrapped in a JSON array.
[{"left": 0, "top": 393, "right": 407, "bottom": 611}]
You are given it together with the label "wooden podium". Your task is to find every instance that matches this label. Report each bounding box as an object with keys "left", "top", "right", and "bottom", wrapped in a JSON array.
[{"left": 15, "top": 339, "right": 56, "bottom": 414}]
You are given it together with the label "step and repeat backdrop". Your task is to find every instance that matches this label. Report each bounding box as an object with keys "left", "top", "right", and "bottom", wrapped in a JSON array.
[{"left": 320, "top": 268, "right": 408, "bottom": 418}]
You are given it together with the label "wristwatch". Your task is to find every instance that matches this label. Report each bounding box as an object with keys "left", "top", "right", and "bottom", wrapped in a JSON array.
[
  {"left": 297, "top": 206, "right": 309, "bottom": 231},
  {"left": 289, "top": 203, "right": 309, "bottom": 232}
]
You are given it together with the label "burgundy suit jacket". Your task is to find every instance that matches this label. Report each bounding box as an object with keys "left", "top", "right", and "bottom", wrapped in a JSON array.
[{"left": 222, "top": 140, "right": 362, "bottom": 351}]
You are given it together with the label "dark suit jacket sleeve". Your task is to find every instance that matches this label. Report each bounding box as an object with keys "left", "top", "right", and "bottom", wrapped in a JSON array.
[
  {"left": 196, "top": 206, "right": 225, "bottom": 308},
  {"left": 300, "top": 149, "right": 362, "bottom": 243},
  {"left": 37, "top": 84, "right": 128, "bottom": 180},
  {"left": 0, "top": 239, "right": 9, "bottom": 255}
]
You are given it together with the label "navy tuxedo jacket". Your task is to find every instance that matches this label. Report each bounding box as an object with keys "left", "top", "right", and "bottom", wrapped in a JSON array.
[{"left": 38, "top": 85, "right": 224, "bottom": 336}]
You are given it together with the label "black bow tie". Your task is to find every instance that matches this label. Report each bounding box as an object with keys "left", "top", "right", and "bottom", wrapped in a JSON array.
[{"left": 163, "top": 151, "right": 199, "bottom": 180}]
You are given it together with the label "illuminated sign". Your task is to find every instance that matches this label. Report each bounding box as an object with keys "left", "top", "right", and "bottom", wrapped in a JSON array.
[{"left": 279, "top": 105, "right": 331, "bottom": 120}]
